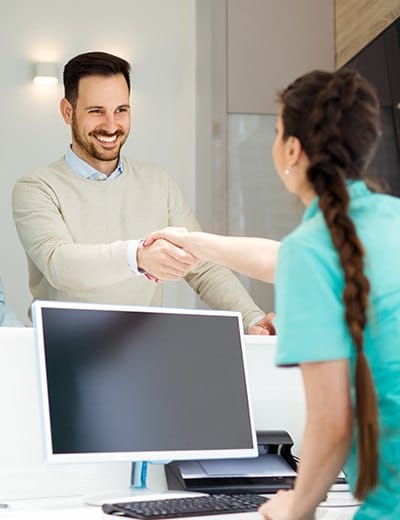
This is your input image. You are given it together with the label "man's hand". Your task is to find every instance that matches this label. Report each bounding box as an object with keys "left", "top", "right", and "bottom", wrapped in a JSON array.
[
  {"left": 248, "top": 312, "right": 276, "bottom": 335},
  {"left": 137, "top": 238, "right": 198, "bottom": 282}
]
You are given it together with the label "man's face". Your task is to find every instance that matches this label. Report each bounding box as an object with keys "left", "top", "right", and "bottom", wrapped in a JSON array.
[{"left": 62, "top": 73, "right": 131, "bottom": 174}]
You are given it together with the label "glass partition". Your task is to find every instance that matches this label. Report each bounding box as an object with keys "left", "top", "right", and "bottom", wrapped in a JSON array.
[{"left": 228, "top": 114, "right": 302, "bottom": 312}]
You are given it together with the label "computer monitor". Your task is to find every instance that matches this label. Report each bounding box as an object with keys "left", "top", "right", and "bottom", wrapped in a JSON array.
[{"left": 32, "top": 301, "right": 257, "bottom": 467}]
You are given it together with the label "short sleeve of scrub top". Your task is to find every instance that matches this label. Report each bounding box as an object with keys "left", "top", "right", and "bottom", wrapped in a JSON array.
[{"left": 275, "top": 234, "right": 353, "bottom": 366}]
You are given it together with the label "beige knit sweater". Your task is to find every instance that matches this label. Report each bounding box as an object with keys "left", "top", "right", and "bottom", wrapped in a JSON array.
[{"left": 12, "top": 157, "right": 264, "bottom": 327}]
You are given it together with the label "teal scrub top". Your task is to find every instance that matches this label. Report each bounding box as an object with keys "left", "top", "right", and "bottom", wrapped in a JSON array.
[{"left": 275, "top": 181, "right": 400, "bottom": 519}]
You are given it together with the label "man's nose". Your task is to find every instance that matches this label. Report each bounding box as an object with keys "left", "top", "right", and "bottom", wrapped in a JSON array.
[{"left": 101, "top": 112, "right": 119, "bottom": 132}]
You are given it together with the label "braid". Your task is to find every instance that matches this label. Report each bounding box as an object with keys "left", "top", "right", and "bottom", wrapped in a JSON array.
[{"left": 307, "top": 69, "right": 378, "bottom": 499}]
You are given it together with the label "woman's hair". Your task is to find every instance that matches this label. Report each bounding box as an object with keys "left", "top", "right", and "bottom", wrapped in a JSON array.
[{"left": 279, "top": 68, "right": 381, "bottom": 499}]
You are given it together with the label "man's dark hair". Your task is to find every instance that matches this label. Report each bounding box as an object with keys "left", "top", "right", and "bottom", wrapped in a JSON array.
[{"left": 63, "top": 51, "right": 131, "bottom": 106}]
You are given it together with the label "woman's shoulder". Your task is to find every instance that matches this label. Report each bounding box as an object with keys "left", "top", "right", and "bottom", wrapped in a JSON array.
[{"left": 281, "top": 213, "right": 331, "bottom": 253}]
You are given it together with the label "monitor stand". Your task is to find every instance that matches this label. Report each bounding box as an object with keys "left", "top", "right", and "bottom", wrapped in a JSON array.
[
  {"left": 84, "top": 462, "right": 153, "bottom": 506},
  {"left": 84, "top": 461, "right": 201, "bottom": 506}
]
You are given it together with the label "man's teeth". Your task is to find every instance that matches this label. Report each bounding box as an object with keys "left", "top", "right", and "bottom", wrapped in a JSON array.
[{"left": 97, "top": 135, "right": 117, "bottom": 143}]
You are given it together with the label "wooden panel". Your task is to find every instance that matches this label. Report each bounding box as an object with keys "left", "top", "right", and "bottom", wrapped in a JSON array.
[
  {"left": 336, "top": 0, "right": 400, "bottom": 68},
  {"left": 227, "top": 0, "right": 334, "bottom": 114}
]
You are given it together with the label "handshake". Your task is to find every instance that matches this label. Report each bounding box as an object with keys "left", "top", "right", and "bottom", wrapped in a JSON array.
[
  {"left": 137, "top": 227, "right": 198, "bottom": 284},
  {"left": 136, "top": 227, "right": 277, "bottom": 336}
]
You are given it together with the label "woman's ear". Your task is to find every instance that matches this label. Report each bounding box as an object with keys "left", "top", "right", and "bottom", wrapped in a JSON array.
[
  {"left": 60, "top": 98, "right": 73, "bottom": 125},
  {"left": 285, "top": 135, "right": 302, "bottom": 167}
]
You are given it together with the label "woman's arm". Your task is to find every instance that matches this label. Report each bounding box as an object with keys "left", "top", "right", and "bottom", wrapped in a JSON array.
[
  {"left": 259, "top": 359, "right": 353, "bottom": 520},
  {"left": 145, "top": 228, "right": 280, "bottom": 283}
]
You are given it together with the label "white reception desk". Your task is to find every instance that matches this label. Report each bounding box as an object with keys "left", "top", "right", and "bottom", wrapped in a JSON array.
[{"left": 0, "top": 328, "right": 356, "bottom": 519}]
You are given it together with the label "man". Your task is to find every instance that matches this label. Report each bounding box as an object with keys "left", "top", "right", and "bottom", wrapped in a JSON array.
[
  {"left": 0, "top": 278, "right": 22, "bottom": 326},
  {"left": 12, "top": 51, "right": 274, "bottom": 333}
]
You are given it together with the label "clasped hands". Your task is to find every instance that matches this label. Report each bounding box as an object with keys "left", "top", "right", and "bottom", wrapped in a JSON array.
[
  {"left": 136, "top": 227, "right": 196, "bottom": 283},
  {"left": 136, "top": 227, "right": 276, "bottom": 336}
]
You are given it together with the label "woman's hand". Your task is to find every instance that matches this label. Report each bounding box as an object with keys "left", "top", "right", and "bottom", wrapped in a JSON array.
[
  {"left": 144, "top": 227, "right": 189, "bottom": 249},
  {"left": 259, "top": 490, "right": 313, "bottom": 520}
]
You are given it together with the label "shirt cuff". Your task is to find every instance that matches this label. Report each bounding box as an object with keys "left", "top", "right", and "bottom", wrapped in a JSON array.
[
  {"left": 246, "top": 314, "right": 266, "bottom": 333},
  {"left": 127, "top": 239, "right": 145, "bottom": 276}
]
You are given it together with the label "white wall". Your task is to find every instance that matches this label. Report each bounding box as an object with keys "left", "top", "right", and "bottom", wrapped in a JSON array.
[{"left": 0, "top": 0, "right": 196, "bottom": 323}]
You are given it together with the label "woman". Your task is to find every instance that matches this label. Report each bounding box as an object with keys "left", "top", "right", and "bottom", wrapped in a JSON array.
[{"left": 146, "top": 69, "right": 400, "bottom": 519}]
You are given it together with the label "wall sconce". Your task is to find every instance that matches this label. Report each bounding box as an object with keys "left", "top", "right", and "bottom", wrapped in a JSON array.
[{"left": 32, "top": 62, "right": 60, "bottom": 85}]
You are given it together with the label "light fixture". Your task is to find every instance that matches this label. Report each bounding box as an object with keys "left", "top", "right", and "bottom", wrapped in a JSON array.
[{"left": 32, "top": 62, "right": 59, "bottom": 86}]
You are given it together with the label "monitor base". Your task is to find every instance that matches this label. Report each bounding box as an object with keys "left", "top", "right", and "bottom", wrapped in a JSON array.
[
  {"left": 84, "top": 488, "right": 207, "bottom": 507},
  {"left": 84, "top": 461, "right": 205, "bottom": 506},
  {"left": 84, "top": 486, "right": 154, "bottom": 506}
]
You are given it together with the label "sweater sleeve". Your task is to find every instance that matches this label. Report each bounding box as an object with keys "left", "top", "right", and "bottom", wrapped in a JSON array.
[
  {"left": 165, "top": 175, "right": 266, "bottom": 329},
  {"left": 12, "top": 175, "right": 133, "bottom": 292}
]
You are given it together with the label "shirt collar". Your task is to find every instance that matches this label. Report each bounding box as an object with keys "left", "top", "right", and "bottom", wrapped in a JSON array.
[
  {"left": 302, "top": 180, "right": 370, "bottom": 223},
  {"left": 64, "top": 145, "right": 124, "bottom": 181}
]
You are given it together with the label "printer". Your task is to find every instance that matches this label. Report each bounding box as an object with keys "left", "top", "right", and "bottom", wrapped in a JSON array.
[{"left": 166, "top": 430, "right": 297, "bottom": 494}]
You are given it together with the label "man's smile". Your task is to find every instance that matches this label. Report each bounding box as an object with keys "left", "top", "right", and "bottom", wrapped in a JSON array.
[{"left": 95, "top": 134, "right": 118, "bottom": 144}]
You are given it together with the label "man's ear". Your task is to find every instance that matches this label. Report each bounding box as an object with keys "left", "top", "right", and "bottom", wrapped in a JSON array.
[
  {"left": 60, "top": 98, "right": 73, "bottom": 125},
  {"left": 285, "top": 135, "right": 302, "bottom": 167}
]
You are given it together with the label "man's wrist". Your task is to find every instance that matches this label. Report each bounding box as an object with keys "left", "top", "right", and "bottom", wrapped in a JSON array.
[{"left": 127, "top": 239, "right": 145, "bottom": 276}]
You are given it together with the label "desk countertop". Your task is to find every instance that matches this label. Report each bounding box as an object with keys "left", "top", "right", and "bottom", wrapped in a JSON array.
[
  {"left": 0, "top": 493, "right": 358, "bottom": 519},
  {"left": 0, "top": 509, "right": 357, "bottom": 520}
]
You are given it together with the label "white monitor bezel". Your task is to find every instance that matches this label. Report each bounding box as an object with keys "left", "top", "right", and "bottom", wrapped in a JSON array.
[{"left": 32, "top": 300, "right": 258, "bottom": 464}]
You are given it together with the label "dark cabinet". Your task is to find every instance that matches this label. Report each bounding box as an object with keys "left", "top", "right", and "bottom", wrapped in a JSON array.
[{"left": 345, "top": 18, "right": 400, "bottom": 196}]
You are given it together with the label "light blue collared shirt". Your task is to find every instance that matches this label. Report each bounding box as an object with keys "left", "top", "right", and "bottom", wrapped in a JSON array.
[
  {"left": 63, "top": 146, "right": 142, "bottom": 274},
  {"left": 64, "top": 145, "right": 124, "bottom": 181}
]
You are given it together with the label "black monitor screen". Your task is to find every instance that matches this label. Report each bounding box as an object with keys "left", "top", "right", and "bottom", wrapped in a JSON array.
[{"left": 33, "top": 302, "right": 257, "bottom": 463}]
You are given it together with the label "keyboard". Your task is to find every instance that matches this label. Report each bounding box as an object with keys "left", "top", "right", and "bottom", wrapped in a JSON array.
[{"left": 102, "top": 493, "right": 267, "bottom": 518}]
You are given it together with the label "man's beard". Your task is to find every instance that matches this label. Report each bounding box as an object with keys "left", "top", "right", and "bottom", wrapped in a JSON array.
[{"left": 71, "top": 117, "right": 127, "bottom": 162}]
